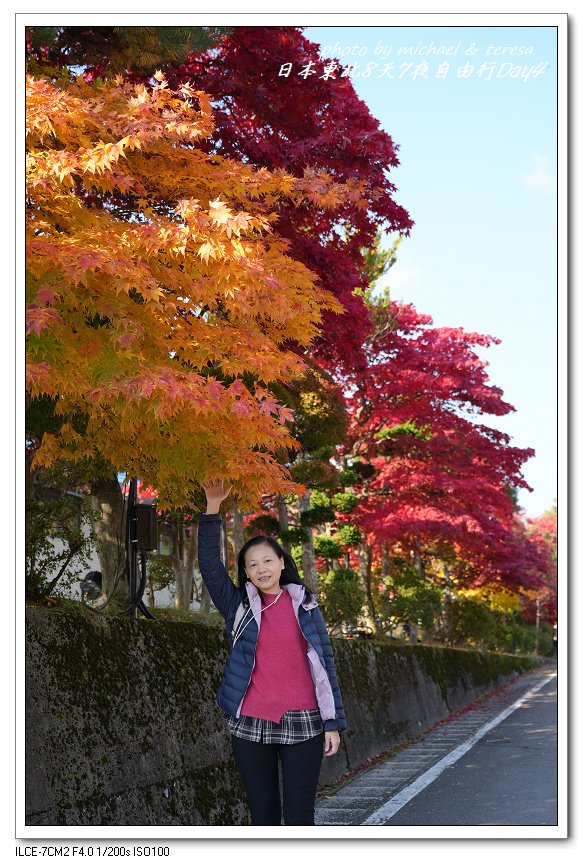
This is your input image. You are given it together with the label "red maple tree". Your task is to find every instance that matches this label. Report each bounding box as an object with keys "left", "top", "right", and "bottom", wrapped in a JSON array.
[
  {"left": 520, "top": 507, "right": 557, "bottom": 623},
  {"left": 339, "top": 298, "right": 549, "bottom": 595}
]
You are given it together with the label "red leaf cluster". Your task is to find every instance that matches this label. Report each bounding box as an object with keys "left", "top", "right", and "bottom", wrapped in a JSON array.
[{"left": 340, "top": 300, "right": 551, "bottom": 593}]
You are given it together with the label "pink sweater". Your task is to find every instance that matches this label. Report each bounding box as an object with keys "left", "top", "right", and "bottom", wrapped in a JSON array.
[{"left": 240, "top": 588, "right": 318, "bottom": 723}]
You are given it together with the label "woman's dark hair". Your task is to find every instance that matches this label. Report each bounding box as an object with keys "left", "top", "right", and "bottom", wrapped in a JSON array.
[{"left": 237, "top": 535, "right": 312, "bottom": 602}]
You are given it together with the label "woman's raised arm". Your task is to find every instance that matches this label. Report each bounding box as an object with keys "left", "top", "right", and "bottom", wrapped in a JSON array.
[{"left": 198, "top": 481, "right": 239, "bottom": 619}]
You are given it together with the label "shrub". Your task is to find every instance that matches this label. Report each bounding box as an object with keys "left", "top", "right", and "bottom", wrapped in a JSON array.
[
  {"left": 445, "top": 596, "right": 497, "bottom": 647},
  {"left": 300, "top": 504, "right": 336, "bottom": 527},
  {"left": 313, "top": 535, "right": 344, "bottom": 561},
  {"left": 385, "top": 582, "right": 443, "bottom": 632},
  {"left": 146, "top": 554, "right": 174, "bottom": 592},
  {"left": 279, "top": 526, "right": 309, "bottom": 545},
  {"left": 334, "top": 524, "right": 363, "bottom": 547},
  {"left": 337, "top": 468, "right": 359, "bottom": 487},
  {"left": 245, "top": 514, "right": 280, "bottom": 536},
  {"left": 331, "top": 492, "right": 359, "bottom": 514}
]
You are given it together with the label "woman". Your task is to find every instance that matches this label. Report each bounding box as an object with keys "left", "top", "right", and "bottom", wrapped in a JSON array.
[{"left": 198, "top": 480, "right": 347, "bottom": 826}]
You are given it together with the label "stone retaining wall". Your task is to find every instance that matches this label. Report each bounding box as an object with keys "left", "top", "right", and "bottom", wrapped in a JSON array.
[{"left": 25, "top": 605, "right": 540, "bottom": 826}]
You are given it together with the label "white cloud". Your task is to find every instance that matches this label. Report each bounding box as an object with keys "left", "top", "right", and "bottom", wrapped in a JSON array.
[{"left": 520, "top": 154, "right": 554, "bottom": 194}]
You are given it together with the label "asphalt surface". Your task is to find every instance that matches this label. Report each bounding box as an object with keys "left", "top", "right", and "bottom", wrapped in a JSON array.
[
  {"left": 379, "top": 674, "right": 557, "bottom": 825},
  {"left": 315, "top": 663, "right": 558, "bottom": 827}
]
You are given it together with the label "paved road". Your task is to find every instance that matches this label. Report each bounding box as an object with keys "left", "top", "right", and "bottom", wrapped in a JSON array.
[
  {"left": 316, "top": 664, "right": 558, "bottom": 827},
  {"left": 379, "top": 675, "right": 557, "bottom": 825}
]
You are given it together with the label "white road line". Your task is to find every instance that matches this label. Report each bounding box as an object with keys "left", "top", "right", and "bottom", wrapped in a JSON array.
[{"left": 363, "top": 671, "right": 557, "bottom": 825}]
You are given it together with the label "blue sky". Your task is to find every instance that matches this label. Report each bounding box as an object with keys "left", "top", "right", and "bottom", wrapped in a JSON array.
[{"left": 305, "top": 25, "right": 558, "bottom": 519}]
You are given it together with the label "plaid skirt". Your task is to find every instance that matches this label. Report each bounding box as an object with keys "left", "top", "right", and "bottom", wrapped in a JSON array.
[{"left": 224, "top": 709, "right": 324, "bottom": 744}]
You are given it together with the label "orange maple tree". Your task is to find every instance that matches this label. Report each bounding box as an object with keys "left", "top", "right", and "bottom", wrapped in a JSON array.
[{"left": 26, "top": 71, "right": 353, "bottom": 508}]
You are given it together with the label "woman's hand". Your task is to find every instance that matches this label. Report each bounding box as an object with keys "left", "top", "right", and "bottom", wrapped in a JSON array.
[
  {"left": 202, "top": 480, "right": 232, "bottom": 514},
  {"left": 324, "top": 730, "right": 340, "bottom": 757}
]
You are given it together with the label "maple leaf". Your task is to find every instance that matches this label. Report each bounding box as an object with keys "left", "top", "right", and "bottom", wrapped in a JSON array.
[
  {"left": 36, "top": 286, "right": 58, "bottom": 305},
  {"left": 259, "top": 398, "right": 279, "bottom": 416},
  {"left": 206, "top": 379, "right": 225, "bottom": 400},
  {"left": 26, "top": 306, "right": 63, "bottom": 336},
  {"left": 115, "top": 332, "right": 136, "bottom": 349},
  {"left": 278, "top": 406, "right": 295, "bottom": 424},
  {"left": 197, "top": 242, "right": 215, "bottom": 265},
  {"left": 232, "top": 401, "right": 252, "bottom": 418},
  {"left": 227, "top": 379, "right": 247, "bottom": 398}
]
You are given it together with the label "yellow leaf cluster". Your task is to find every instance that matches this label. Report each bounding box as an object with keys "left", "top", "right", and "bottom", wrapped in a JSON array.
[{"left": 456, "top": 586, "right": 520, "bottom": 613}]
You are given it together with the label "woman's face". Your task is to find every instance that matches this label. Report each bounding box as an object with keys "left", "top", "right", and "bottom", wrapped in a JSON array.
[{"left": 244, "top": 543, "right": 284, "bottom": 595}]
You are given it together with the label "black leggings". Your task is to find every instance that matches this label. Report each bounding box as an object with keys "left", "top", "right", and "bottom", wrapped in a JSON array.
[{"left": 231, "top": 732, "right": 325, "bottom": 826}]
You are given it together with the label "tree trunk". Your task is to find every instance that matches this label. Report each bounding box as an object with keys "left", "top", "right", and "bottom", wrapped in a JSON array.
[
  {"left": 440, "top": 562, "right": 455, "bottom": 643},
  {"left": 535, "top": 595, "right": 541, "bottom": 654},
  {"left": 358, "top": 541, "right": 376, "bottom": 634},
  {"left": 409, "top": 545, "right": 425, "bottom": 643},
  {"left": 199, "top": 582, "right": 211, "bottom": 613},
  {"left": 189, "top": 519, "right": 211, "bottom": 613},
  {"left": 25, "top": 447, "right": 38, "bottom": 503},
  {"left": 89, "top": 472, "right": 128, "bottom": 604},
  {"left": 297, "top": 492, "right": 317, "bottom": 594},
  {"left": 381, "top": 543, "right": 391, "bottom": 580},
  {"left": 276, "top": 494, "right": 290, "bottom": 553},
  {"left": 412, "top": 546, "right": 425, "bottom": 581},
  {"left": 173, "top": 518, "right": 198, "bottom": 612},
  {"left": 231, "top": 505, "right": 245, "bottom": 561}
]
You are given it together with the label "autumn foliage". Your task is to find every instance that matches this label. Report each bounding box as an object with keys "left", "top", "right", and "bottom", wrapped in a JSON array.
[
  {"left": 521, "top": 507, "right": 557, "bottom": 622},
  {"left": 138, "top": 27, "right": 414, "bottom": 373},
  {"left": 25, "top": 70, "right": 358, "bottom": 507},
  {"left": 336, "top": 297, "right": 550, "bottom": 595}
]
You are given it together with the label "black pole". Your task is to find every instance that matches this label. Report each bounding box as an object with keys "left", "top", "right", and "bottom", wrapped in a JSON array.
[
  {"left": 121, "top": 477, "right": 156, "bottom": 620},
  {"left": 138, "top": 549, "right": 155, "bottom": 619},
  {"left": 128, "top": 477, "right": 138, "bottom": 619}
]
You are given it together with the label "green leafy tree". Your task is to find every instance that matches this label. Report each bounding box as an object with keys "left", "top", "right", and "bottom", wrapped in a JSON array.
[
  {"left": 145, "top": 554, "right": 175, "bottom": 605},
  {"left": 313, "top": 535, "right": 344, "bottom": 572},
  {"left": 26, "top": 26, "right": 231, "bottom": 74},
  {"left": 300, "top": 501, "right": 336, "bottom": 527},
  {"left": 385, "top": 583, "right": 443, "bottom": 636},
  {"left": 443, "top": 596, "right": 497, "bottom": 648},
  {"left": 271, "top": 368, "right": 348, "bottom": 593},
  {"left": 279, "top": 526, "right": 309, "bottom": 546},
  {"left": 378, "top": 556, "right": 442, "bottom": 640},
  {"left": 318, "top": 568, "right": 366, "bottom": 636},
  {"left": 26, "top": 489, "right": 99, "bottom": 601}
]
